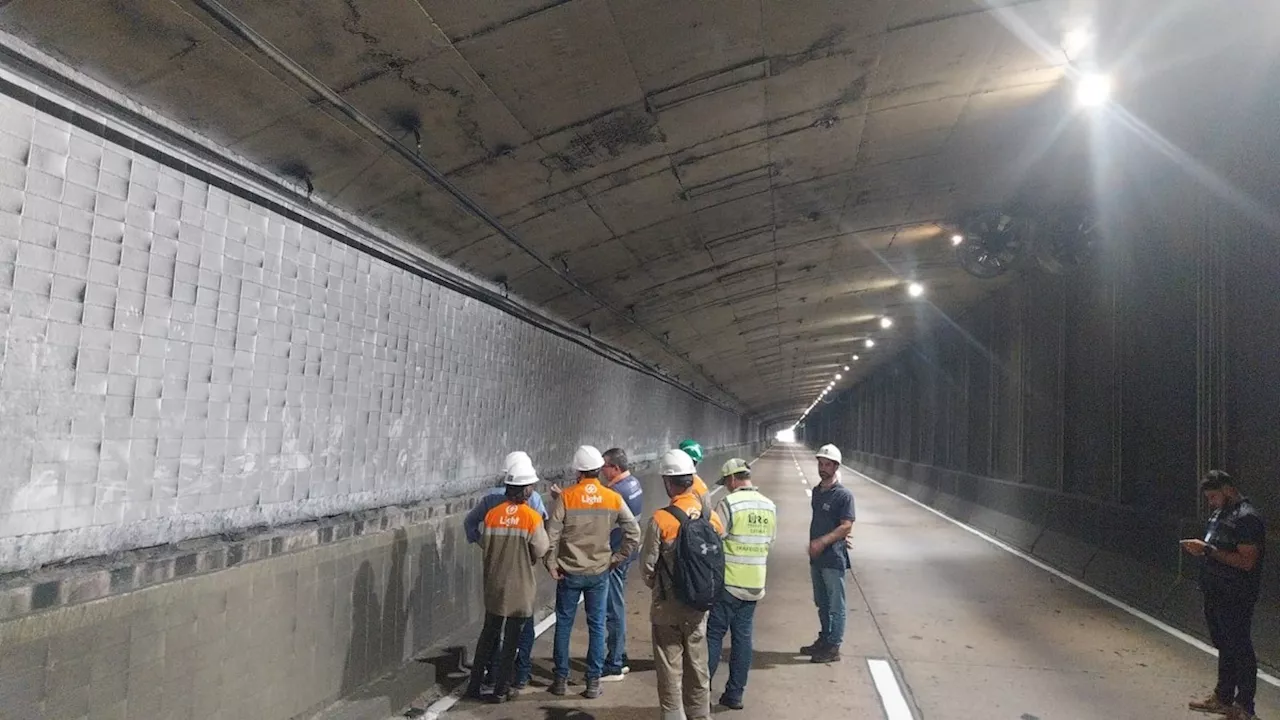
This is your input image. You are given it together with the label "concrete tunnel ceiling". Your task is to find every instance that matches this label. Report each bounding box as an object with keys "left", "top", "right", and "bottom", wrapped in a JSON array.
[{"left": 0, "top": 0, "right": 1105, "bottom": 423}]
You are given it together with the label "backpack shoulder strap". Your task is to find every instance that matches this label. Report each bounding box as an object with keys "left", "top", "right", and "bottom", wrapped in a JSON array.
[{"left": 664, "top": 503, "right": 690, "bottom": 525}]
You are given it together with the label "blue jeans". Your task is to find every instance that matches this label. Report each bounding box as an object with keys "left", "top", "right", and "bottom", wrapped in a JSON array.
[
  {"left": 811, "top": 565, "right": 847, "bottom": 646},
  {"left": 706, "top": 591, "right": 757, "bottom": 702},
  {"left": 484, "top": 616, "right": 534, "bottom": 686},
  {"left": 554, "top": 572, "right": 608, "bottom": 680},
  {"left": 605, "top": 559, "right": 632, "bottom": 674}
]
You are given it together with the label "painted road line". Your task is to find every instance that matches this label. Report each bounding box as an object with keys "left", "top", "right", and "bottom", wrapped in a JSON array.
[
  {"left": 848, "top": 466, "right": 1280, "bottom": 689},
  {"left": 867, "top": 659, "right": 915, "bottom": 720}
]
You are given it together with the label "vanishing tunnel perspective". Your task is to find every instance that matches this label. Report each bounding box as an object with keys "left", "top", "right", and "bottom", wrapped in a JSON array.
[{"left": 0, "top": 1, "right": 1277, "bottom": 719}]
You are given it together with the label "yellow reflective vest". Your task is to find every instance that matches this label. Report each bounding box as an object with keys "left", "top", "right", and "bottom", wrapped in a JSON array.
[{"left": 720, "top": 488, "right": 777, "bottom": 598}]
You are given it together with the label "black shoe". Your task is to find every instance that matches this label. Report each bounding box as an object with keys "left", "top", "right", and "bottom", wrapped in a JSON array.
[
  {"left": 719, "top": 694, "right": 744, "bottom": 710},
  {"left": 549, "top": 676, "right": 568, "bottom": 696},
  {"left": 483, "top": 692, "right": 507, "bottom": 704},
  {"left": 582, "top": 677, "right": 602, "bottom": 699},
  {"left": 464, "top": 684, "right": 484, "bottom": 701},
  {"left": 810, "top": 645, "right": 842, "bottom": 663},
  {"left": 800, "top": 639, "right": 827, "bottom": 655}
]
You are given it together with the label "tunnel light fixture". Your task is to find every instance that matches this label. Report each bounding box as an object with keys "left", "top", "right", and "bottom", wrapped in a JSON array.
[
  {"left": 835, "top": 373, "right": 843, "bottom": 380},
  {"left": 908, "top": 282, "right": 924, "bottom": 298},
  {"left": 865, "top": 338, "right": 876, "bottom": 348},
  {"left": 1062, "top": 27, "right": 1093, "bottom": 61},
  {"left": 843, "top": 365, "right": 850, "bottom": 371},
  {"left": 1076, "top": 72, "right": 1112, "bottom": 107},
  {"left": 852, "top": 354, "right": 860, "bottom": 361},
  {"left": 880, "top": 316, "right": 893, "bottom": 329},
  {"left": 950, "top": 233, "right": 964, "bottom": 246}
]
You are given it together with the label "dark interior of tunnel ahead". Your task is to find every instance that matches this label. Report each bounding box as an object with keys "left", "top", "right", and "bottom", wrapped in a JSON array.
[{"left": 0, "top": 0, "right": 1274, "bottom": 718}]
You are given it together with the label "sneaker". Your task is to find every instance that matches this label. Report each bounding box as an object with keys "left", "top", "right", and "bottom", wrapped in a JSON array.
[
  {"left": 800, "top": 639, "right": 827, "bottom": 655},
  {"left": 483, "top": 692, "right": 507, "bottom": 705},
  {"left": 583, "top": 677, "right": 602, "bottom": 699},
  {"left": 719, "top": 694, "right": 744, "bottom": 710},
  {"left": 1226, "top": 705, "right": 1260, "bottom": 720},
  {"left": 549, "top": 676, "right": 568, "bottom": 696},
  {"left": 511, "top": 678, "right": 529, "bottom": 691},
  {"left": 600, "top": 667, "right": 630, "bottom": 682},
  {"left": 810, "top": 645, "right": 842, "bottom": 663},
  {"left": 1189, "top": 694, "right": 1232, "bottom": 714}
]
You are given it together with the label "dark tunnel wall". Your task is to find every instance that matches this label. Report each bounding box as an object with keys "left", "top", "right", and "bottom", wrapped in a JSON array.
[{"left": 802, "top": 202, "right": 1280, "bottom": 668}]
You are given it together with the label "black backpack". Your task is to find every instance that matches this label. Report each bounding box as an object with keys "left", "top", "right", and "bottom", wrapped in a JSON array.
[{"left": 662, "top": 503, "right": 724, "bottom": 611}]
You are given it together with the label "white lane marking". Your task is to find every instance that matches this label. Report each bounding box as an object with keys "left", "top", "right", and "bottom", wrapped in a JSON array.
[
  {"left": 867, "top": 659, "right": 915, "bottom": 720},
  {"left": 848, "top": 466, "right": 1280, "bottom": 689}
]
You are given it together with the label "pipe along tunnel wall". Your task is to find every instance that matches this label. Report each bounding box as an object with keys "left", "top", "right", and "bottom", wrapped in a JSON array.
[{"left": 0, "top": 68, "right": 764, "bottom": 718}]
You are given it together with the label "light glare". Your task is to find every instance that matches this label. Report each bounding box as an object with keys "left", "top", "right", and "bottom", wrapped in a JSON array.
[
  {"left": 865, "top": 339, "right": 876, "bottom": 348},
  {"left": 950, "top": 234, "right": 964, "bottom": 246},
  {"left": 908, "top": 282, "right": 924, "bottom": 297},
  {"left": 843, "top": 365, "right": 850, "bottom": 371},
  {"left": 835, "top": 373, "right": 843, "bottom": 380},
  {"left": 1076, "top": 73, "right": 1112, "bottom": 107},
  {"left": 880, "top": 316, "right": 893, "bottom": 329},
  {"left": 1062, "top": 28, "right": 1093, "bottom": 60}
]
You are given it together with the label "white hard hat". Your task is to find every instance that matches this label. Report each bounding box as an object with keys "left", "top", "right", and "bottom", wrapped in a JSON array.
[
  {"left": 660, "top": 448, "right": 696, "bottom": 477},
  {"left": 503, "top": 451, "right": 531, "bottom": 475},
  {"left": 506, "top": 465, "right": 539, "bottom": 487},
  {"left": 573, "top": 445, "right": 605, "bottom": 472},
  {"left": 815, "top": 444, "right": 842, "bottom": 464}
]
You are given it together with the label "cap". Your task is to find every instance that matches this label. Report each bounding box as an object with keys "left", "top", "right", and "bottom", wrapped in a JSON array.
[{"left": 718, "top": 457, "right": 751, "bottom": 484}]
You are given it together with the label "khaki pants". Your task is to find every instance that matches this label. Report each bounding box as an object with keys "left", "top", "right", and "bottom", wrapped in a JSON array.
[{"left": 652, "top": 616, "right": 711, "bottom": 720}]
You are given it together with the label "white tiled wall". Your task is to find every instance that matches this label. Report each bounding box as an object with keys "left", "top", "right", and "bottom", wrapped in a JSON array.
[{"left": 0, "top": 91, "right": 743, "bottom": 571}]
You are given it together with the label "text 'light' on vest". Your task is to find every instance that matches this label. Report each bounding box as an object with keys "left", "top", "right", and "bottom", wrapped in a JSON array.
[{"left": 723, "top": 490, "right": 776, "bottom": 591}]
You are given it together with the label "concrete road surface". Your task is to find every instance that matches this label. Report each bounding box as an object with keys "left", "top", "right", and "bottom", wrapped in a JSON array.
[{"left": 434, "top": 445, "right": 1279, "bottom": 719}]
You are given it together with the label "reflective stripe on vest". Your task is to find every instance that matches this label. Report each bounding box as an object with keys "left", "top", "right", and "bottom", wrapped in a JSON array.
[{"left": 723, "top": 489, "right": 776, "bottom": 591}]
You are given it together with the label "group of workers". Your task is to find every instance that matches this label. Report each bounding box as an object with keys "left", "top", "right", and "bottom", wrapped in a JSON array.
[{"left": 461, "top": 439, "right": 857, "bottom": 719}]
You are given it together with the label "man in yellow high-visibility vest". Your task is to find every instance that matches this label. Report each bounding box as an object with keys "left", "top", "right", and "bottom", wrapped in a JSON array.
[{"left": 706, "top": 457, "right": 777, "bottom": 710}]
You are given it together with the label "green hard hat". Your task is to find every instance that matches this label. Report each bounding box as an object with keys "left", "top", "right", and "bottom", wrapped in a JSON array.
[{"left": 678, "top": 439, "right": 704, "bottom": 464}]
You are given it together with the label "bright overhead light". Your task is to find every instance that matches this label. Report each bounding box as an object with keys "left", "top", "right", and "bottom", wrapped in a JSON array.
[
  {"left": 835, "top": 373, "right": 843, "bottom": 380},
  {"left": 908, "top": 282, "right": 924, "bottom": 297},
  {"left": 1062, "top": 27, "right": 1093, "bottom": 60},
  {"left": 852, "top": 354, "right": 860, "bottom": 361},
  {"left": 843, "top": 365, "right": 850, "bottom": 371},
  {"left": 880, "top": 316, "right": 893, "bottom": 329},
  {"left": 865, "top": 338, "right": 876, "bottom": 348},
  {"left": 950, "top": 234, "right": 964, "bottom": 246},
  {"left": 1076, "top": 72, "right": 1112, "bottom": 107}
]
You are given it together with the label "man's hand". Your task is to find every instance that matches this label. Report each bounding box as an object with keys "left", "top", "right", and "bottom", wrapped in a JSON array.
[
  {"left": 1180, "top": 539, "right": 1208, "bottom": 556},
  {"left": 808, "top": 539, "right": 825, "bottom": 559},
  {"left": 550, "top": 483, "right": 563, "bottom": 499},
  {"left": 548, "top": 565, "right": 564, "bottom": 580}
]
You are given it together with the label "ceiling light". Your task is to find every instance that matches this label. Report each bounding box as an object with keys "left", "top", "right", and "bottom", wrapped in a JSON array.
[
  {"left": 1062, "top": 27, "right": 1093, "bottom": 60},
  {"left": 852, "top": 354, "right": 860, "bottom": 361},
  {"left": 880, "top": 316, "right": 893, "bottom": 329},
  {"left": 835, "top": 374, "right": 843, "bottom": 380},
  {"left": 1076, "top": 72, "right": 1112, "bottom": 107},
  {"left": 865, "top": 339, "right": 876, "bottom": 348},
  {"left": 843, "top": 365, "right": 850, "bottom": 371},
  {"left": 950, "top": 234, "right": 964, "bottom": 246},
  {"left": 908, "top": 282, "right": 924, "bottom": 297}
]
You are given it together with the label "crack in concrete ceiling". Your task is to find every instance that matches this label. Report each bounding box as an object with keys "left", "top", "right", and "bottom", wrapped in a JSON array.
[{"left": 0, "top": 0, "right": 1108, "bottom": 421}]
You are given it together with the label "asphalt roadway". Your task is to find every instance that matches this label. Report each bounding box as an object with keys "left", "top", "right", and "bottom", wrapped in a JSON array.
[{"left": 435, "top": 444, "right": 1280, "bottom": 719}]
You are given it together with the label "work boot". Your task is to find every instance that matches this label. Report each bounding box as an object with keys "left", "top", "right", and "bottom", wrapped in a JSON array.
[
  {"left": 549, "top": 676, "right": 568, "bottom": 696},
  {"left": 719, "top": 694, "right": 744, "bottom": 710},
  {"left": 483, "top": 690, "right": 507, "bottom": 705},
  {"left": 810, "top": 644, "right": 842, "bottom": 663},
  {"left": 582, "top": 677, "right": 602, "bottom": 699},
  {"left": 1189, "top": 693, "right": 1232, "bottom": 714},
  {"left": 800, "top": 639, "right": 827, "bottom": 655}
]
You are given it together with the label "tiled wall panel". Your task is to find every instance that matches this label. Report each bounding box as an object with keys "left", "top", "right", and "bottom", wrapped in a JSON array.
[{"left": 0, "top": 90, "right": 744, "bottom": 571}]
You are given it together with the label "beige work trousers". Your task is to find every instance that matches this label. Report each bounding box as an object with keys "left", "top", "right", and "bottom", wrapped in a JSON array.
[{"left": 652, "top": 616, "right": 711, "bottom": 720}]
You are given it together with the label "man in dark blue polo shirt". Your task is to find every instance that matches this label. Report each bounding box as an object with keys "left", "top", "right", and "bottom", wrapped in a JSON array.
[
  {"left": 600, "top": 447, "right": 643, "bottom": 681},
  {"left": 803, "top": 444, "right": 854, "bottom": 664},
  {"left": 1183, "top": 471, "right": 1266, "bottom": 720}
]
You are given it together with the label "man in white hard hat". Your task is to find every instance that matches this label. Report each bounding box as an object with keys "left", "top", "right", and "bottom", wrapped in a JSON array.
[
  {"left": 545, "top": 445, "right": 641, "bottom": 699},
  {"left": 707, "top": 457, "right": 776, "bottom": 710},
  {"left": 641, "top": 448, "right": 725, "bottom": 720},
  {"left": 464, "top": 452, "right": 550, "bottom": 692},
  {"left": 465, "top": 465, "right": 550, "bottom": 704},
  {"left": 803, "top": 443, "right": 854, "bottom": 663}
]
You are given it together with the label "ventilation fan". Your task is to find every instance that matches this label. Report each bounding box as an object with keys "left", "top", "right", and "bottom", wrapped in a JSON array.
[
  {"left": 953, "top": 210, "right": 1030, "bottom": 279},
  {"left": 1034, "top": 206, "right": 1099, "bottom": 275}
]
